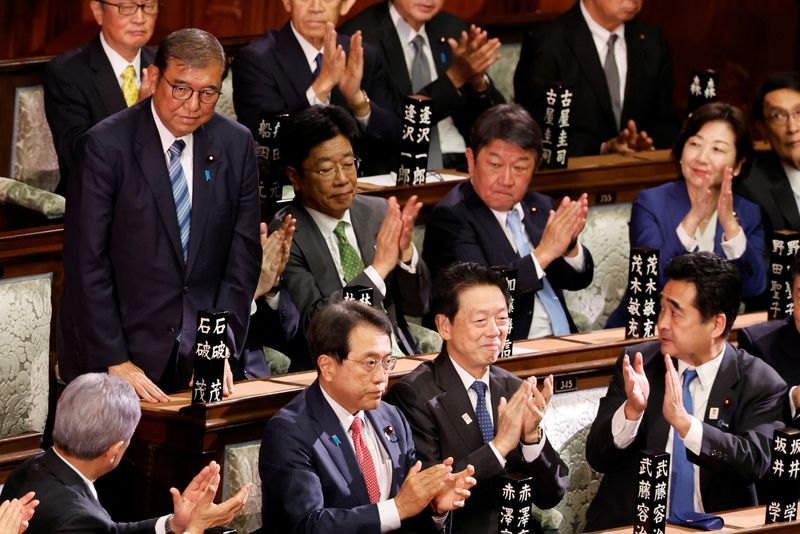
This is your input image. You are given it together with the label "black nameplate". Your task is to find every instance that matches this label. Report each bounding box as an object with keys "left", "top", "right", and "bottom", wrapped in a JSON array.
[
  {"left": 192, "top": 309, "right": 229, "bottom": 404},
  {"left": 595, "top": 192, "right": 617, "bottom": 205},
  {"left": 555, "top": 374, "right": 577, "bottom": 393}
]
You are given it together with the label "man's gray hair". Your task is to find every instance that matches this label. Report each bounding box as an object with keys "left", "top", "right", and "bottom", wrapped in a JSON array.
[
  {"left": 153, "top": 28, "right": 226, "bottom": 75},
  {"left": 52, "top": 373, "right": 141, "bottom": 460}
]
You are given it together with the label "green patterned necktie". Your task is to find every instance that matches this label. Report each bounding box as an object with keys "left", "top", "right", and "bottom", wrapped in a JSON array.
[{"left": 334, "top": 221, "right": 365, "bottom": 283}]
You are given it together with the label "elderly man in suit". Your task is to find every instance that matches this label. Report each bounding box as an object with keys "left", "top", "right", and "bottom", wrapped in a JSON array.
[
  {"left": 387, "top": 262, "right": 569, "bottom": 533},
  {"left": 44, "top": 0, "right": 159, "bottom": 193},
  {"left": 340, "top": 0, "right": 504, "bottom": 170},
  {"left": 585, "top": 252, "right": 786, "bottom": 531},
  {"left": 233, "top": 0, "right": 400, "bottom": 175},
  {"left": 1, "top": 373, "right": 250, "bottom": 534},
  {"left": 260, "top": 301, "right": 476, "bottom": 533},
  {"left": 514, "top": 0, "right": 679, "bottom": 156},
  {"left": 735, "top": 72, "right": 800, "bottom": 234},
  {"left": 265, "top": 105, "right": 431, "bottom": 370},
  {"left": 57, "top": 28, "right": 261, "bottom": 402},
  {"left": 424, "top": 104, "right": 593, "bottom": 340},
  {"left": 738, "top": 252, "right": 800, "bottom": 424}
]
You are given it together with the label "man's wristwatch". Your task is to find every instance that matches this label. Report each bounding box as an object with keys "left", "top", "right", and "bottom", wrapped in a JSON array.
[
  {"left": 165, "top": 514, "right": 175, "bottom": 534},
  {"left": 522, "top": 427, "right": 543, "bottom": 446}
]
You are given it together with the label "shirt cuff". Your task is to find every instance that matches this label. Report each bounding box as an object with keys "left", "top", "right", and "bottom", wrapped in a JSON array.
[
  {"left": 364, "top": 265, "right": 388, "bottom": 297},
  {"left": 521, "top": 431, "right": 546, "bottom": 462},
  {"left": 250, "top": 298, "right": 258, "bottom": 316},
  {"left": 155, "top": 515, "right": 169, "bottom": 534},
  {"left": 720, "top": 227, "right": 746, "bottom": 260},
  {"left": 355, "top": 110, "right": 371, "bottom": 128},
  {"left": 379, "top": 499, "right": 402, "bottom": 533},
  {"left": 676, "top": 223, "right": 699, "bottom": 252},
  {"left": 790, "top": 386, "right": 798, "bottom": 420},
  {"left": 397, "top": 244, "right": 419, "bottom": 274},
  {"left": 612, "top": 401, "right": 643, "bottom": 449},
  {"left": 306, "top": 86, "right": 329, "bottom": 106},
  {"left": 682, "top": 416, "right": 703, "bottom": 456},
  {"left": 488, "top": 441, "right": 507, "bottom": 468},
  {"left": 265, "top": 291, "right": 280, "bottom": 311},
  {"left": 562, "top": 242, "right": 587, "bottom": 272},
  {"left": 530, "top": 253, "right": 546, "bottom": 279}
]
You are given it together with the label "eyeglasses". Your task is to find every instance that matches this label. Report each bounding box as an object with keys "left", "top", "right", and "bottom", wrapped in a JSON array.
[
  {"left": 345, "top": 356, "right": 397, "bottom": 373},
  {"left": 766, "top": 108, "right": 800, "bottom": 125},
  {"left": 97, "top": 0, "right": 159, "bottom": 16},
  {"left": 304, "top": 157, "right": 361, "bottom": 181},
  {"left": 161, "top": 76, "right": 222, "bottom": 105}
]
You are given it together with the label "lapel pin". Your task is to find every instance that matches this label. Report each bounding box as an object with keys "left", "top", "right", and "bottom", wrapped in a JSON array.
[
  {"left": 724, "top": 398, "right": 732, "bottom": 406},
  {"left": 709, "top": 407, "right": 719, "bottom": 420},
  {"left": 383, "top": 425, "right": 398, "bottom": 443},
  {"left": 204, "top": 169, "right": 212, "bottom": 182},
  {"left": 639, "top": 33, "right": 646, "bottom": 41},
  {"left": 462, "top": 413, "right": 473, "bottom": 425},
  {"left": 530, "top": 207, "right": 538, "bottom": 214},
  {"left": 206, "top": 154, "right": 215, "bottom": 163},
  {"left": 717, "top": 420, "right": 729, "bottom": 430},
  {"left": 330, "top": 434, "right": 341, "bottom": 446}
]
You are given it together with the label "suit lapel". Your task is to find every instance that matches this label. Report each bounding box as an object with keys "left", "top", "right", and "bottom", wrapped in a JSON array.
[
  {"left": 275, "top": 24, "right": 316, "bottom": 106},
  {"left": 365, "top": 408, "right": 403, "bottom": 495},
  {"left": 185, "top": 122, "right": 222, "bottom": 275},
  {"left": 433, "top": 352, "right": 486, "bottom": 450},
  {"left": 765, "top": 154, "right": 800, "bottom": 228},
  {"left": 374, "top": 4, "right": 413, "bottom": 95},
  {"left": 134, "top": 102, "right": 185, "bottom": 265},
  {"left": 291, "top": 202, "right": 345, "bottom": 291},
  {"left": 645, "top": 353, "right": 671, "bottom": 450},
  {"left": 521, "top": 194, "right": 548, "bottom": 250},
  {"left": 462, "top": 182, "right": 518, "bottom": 264},
  {"left": 622, "top": 22, "right": 644, "bottom": 122},
  {"left": 42, "top": 449, "right": 113, "bottom": 521},
  {"left": 351, "top": 197, "right": 377, "bottom": 265},
  {"left": 88, "top": 35, "right": 127, "bottom": 116},
  {"left": 426, "top": 16, "right": 453, "bottom": 79}
]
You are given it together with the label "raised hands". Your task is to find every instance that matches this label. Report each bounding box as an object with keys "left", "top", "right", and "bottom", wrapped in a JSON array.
[
  {"left": 170, "top": 461, "right": 251, "bottom": 533},
  {"left": 447, "top": 24, "right": 502, "bottom": 91},
  {"left": 533, "top": 193, "right": 588, "bottom": 269},
  {"left": 522, "top": 375, "right": 554, "bottom": 443},
  {"left": 311, "top": 24, "right": 370, "bottom": 117},
  {"left": 622, "top": 352, "right": 650, "bottom": 420},
  {"left": 372, "top": 195, "right": 422, "bottom": 279},
  {"left": 662, "top": 353, "right": 692, "bottom": 438},
  {"left": 716, "top": 167, "right": 741, "bottom": 240},
  {"left": 0, "top": 492, "right": 37, "bottom": 534},
  {"left": 255, "top": 215, "right": 297, "bottom": 299},
  {"left": 603, "top": 120, "right": 655, "bottom": 155}
]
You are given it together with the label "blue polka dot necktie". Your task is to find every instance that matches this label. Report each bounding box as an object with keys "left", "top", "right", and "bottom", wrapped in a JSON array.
[{"left": 471, "top": 380, "right": 494, "bottom": 444}]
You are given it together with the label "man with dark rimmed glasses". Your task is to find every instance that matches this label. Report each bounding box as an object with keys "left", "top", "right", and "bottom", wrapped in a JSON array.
[{"left": 44, "top": 0, "right": 159, "bottom": 193}]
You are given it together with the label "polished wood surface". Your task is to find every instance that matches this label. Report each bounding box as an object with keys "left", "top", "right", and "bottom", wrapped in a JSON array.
[{"left": 591, "top": 506, "right": 800, "bottom": 533}]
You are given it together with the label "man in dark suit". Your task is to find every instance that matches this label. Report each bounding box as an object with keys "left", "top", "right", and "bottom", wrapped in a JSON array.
[
  {"left": 424, "top": 104, "right": 593, "bottom": 340},
  {"left": 1, "top": 373, "right": 250, "bottom": 534},
  {"left": 585, "top": 252, "right": 787, "bottom": 531},
  {"left": 513, "top": 0, "right": 679, "bottom": 156},
  {"left": 738, "top": 252, "right": 800, "bottom": 424},
  {"left": 340, "top": 0, "right": 504, "bottom": 170},
  {"left": 265, "top": 105, "right": 431, "bottom": 370},
  {"left": 387, "top": 263, "right": 569, "bottom": 533},
  {"left": 260, "top": 301, "right": 475, "bottom": 533},
  {"left": 57, "top": 29, "right": 261, "bottom": 402},
  {"left": 232, "top": 0, "right": 400, "bottom": 175},
  {"left": 44, "top": 0, "right": 158, "bottom": 193},
  {"left": 735, "top": 72, "right": 800, "bottom": 234}
]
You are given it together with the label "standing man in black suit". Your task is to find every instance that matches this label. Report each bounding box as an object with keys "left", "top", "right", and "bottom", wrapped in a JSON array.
[
  {"left": 232, "top": 0, "right": 400, "bottom": 175},
  {"left": 585, "top": 252, "right": 787, "bottom": 531},
  {"left": 735, "top": 72, "right": 800, "bottom": 234},
  {"left": 1, "top": 373, "right": 250, "bottom": 534},
  {"left": 424, "top": 104, "right": 593, "bottom": 340},
  {"left": 514, "top": 0, "right": 679, "bottom": 156},
  {"left": 57, "top": 29, "right": 261, "bottom": 402},
  {"left": 738, "top": 252, "right": 800, "bottom": 424},
  {"left": 387, "top": 263, "right": 569, "bottom": 533},
  {"left": 340, "top": 0, "right": 504, "bottom": 170},
  {"left": 44, "top": 0, "right": 159, "bottom": 193}
]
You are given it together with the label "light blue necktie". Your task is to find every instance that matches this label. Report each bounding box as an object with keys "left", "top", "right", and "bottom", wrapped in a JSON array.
[
  {"left": 470, "top": 381, "right": 494, "bottom": 444},
  {"left": 506, "top": 209, "right": 571, "bottom": 335},
  {"left": 168, "top": 139, "right": 191, "bottom": 263},
  {"left": 669, "top": 369, "right": 699, "bottom": 519}
]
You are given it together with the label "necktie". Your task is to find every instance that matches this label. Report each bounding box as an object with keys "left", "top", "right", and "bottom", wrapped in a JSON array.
[
  {"left": 471, "top": 381, "right": 495, "bottom": 444},
  {"left": 409, "top": 34, "right": 443, "bottom": 170},
  {"left": 350, "top": 417, "right": 381, "bottom": 504},
  {"left": 168, "top": 140, "right": 191, "bottom": 263},
  {"left": 604, "top": 34, "right": 622, "bottom": 130},
  {"left": 506, "top": 209, "right": 571, "bottom": 335},
  {"left": 121, "top": 64, "right": 138, "bottom": 107},
  {"left": 669, "top": 369, "right": 699, "bottom": 519},
  {"left": 312, "top": 52, "right": 322, "bottom": 81},
  {"left": 334, "top": 221, "right": 365, "bottom": 283}
]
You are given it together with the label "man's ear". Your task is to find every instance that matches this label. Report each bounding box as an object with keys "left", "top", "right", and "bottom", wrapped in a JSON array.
[
  {"left": 90, "top": 0, "right": 105, "bottom": 26},
  {"left": 146, "top": 64, "right": 159, "bottom": 85},
  {"left": 435, "top": 314, "right": 452, "bottom": 341},
  {"left": 103, "top": 440, "right": 126, "bottom": 464},
  {"left": 340, "top": 0, "right": 357, "bottom": 16},
  {"left": 466, "top": 148, "right": 476, "bottom": 177},
  {"left": 317, "top": 353, "right": 335, "bottom": 381},
  {"left": 710, "top": 313, "right": 727, "bottom": 340},
  {"left": 287, "top": 166, "right": 301, "bottom": 191}
]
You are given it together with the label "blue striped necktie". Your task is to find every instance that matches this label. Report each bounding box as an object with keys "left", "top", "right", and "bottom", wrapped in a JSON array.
[
  {"left": 168, "top": 139, "right": 191, "bottom": 263},
  {"left": 669, "top": 369, "right": 699, "bottom": 519}
]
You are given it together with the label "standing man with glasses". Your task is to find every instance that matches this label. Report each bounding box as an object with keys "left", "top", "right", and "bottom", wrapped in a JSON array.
[
  {"left": 58, "top": 29, "right": 261, "bottom": 403},
  {"left": 260, "top": 300, "right": 477, "bottom": 533},
  {"left": 262, "top": 105, "right": 431, "bottom": 370},
  {"left": 44, "top": 0, "right": 160, "bottom": 194}
]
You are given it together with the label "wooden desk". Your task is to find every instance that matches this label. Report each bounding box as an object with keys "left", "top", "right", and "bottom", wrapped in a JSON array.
[{"left": 591, "top": 506, "right": 800, "bottom": 533}]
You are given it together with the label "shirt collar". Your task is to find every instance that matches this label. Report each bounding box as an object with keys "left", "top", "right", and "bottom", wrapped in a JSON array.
[
  {"left": 580, "top": 0, "right": 625, "bottom": 42},
  {"left": 99, "top": 31, "right": 142, "bottom": 81},
  {"left": 488, "top": 201, "right": 526, "bottom": 229},
  {"left": 53, "top": 447, "right": 99, "bottom": 500},
  {"left": 781, "top": 159, "right": 800, "bottom": 187},
  {"left": 449, "top": 354, "right": 491, "bottom": 392},
  {"left": 389, "top": 1, "right": 429, "bottom": 47},
  {"left": 150, "top": 100, "right": 194, "bottom": 158},
  {"left": 290, "top": 21, "right": 323, "bottom": 72},
  {"left": 305, "top": 206, "right": 353, "bottom": 238},
  {"left": 319, "top": 380, "right": 362, "bottom": 431},
  {"left": 675, "top": 343, "right": 726, "bottom": 391}
]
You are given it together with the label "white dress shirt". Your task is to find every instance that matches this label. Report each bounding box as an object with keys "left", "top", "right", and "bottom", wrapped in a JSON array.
[
  {"left": 782, "top": 161, "right": 800, "bottom": 215},
  {"left": 151, "top": 101, "right": 194, "bottom": 203},
  {"left": 579, "top": 0, "right": 627, "bottom": 107},
  {"left": 99, "top": 31, "right": 142, "bottom": 91}
]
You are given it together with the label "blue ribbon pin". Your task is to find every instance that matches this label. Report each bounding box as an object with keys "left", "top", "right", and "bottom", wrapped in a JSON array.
[
  {"left": 204, "top": 169, "right": 212, "bottom": 182},
  {"left": 330, "top": 434, "right": 341, "bottom": 446}
]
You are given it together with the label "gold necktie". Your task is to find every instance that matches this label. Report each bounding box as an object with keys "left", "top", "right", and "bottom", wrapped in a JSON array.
[{"left": 121, "top": 65, "right": 138, "bottom": 107}]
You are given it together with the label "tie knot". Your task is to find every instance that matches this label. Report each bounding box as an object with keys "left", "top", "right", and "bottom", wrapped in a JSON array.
[
  {"left": 411, "top": 34, "right": 426, "bottom": 51},
  {"left": 350, "top": 416, "right": 363, "bottom": 433},
  {"left": 470, "top": 380, "right": 487, "bottom": 397},
  {"left": 122, "top": 64, "right": 136, "bottom": 81},
  {"left": 506, "top": 209, "right": 522, "bottom": 226},
  {"left": 334, "top": 220, "right": 348, "bottom": 239},
  {"left": 683, "top": 369, "right": 698, "bottom": 387},
  {"left": 169, "top": 139, "right": 186, "bottom": 158},
  {"left": 608, "top": 33, "right": 618, "bottom": 47},
  {"left": 314, "top": 52, "right": 323, "bottom": 68}
]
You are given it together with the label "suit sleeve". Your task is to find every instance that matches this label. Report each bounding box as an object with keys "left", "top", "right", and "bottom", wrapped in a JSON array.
[
  {"left": 730, "top": 198, "right": 767, "bottom": 298},
  {"left": 644, "top": 28, "right": 680, "bottom": 150},
  {"left": 389, "top": 257, "right": 431, "bottom": 317},
  {"left": 629, "top": 191, "right": 689, "bottom": 288},
  {"left": 360, "top": 43, "right": 402, "bottom": 143}
]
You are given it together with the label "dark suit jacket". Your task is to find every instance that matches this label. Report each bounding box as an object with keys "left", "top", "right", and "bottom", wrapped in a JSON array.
[
  {"left": 232, "top": 23, "right": 401, "bottom": 175},
  {"left": 735, "top": 151, "right": 800, "bottom": 234},
  {"left": 585, "top": 340, "right": 787, "bottom": 531},
  {"left": 260, "top": 380, "right": 429, "bottom": 533},
  {"left": 423, "top": 181, "right": 594, "bottom": 339},
  {"left": 738, "top": 316, "right": 800, "bottom": 424},
  {"left": 271, "top": 195, "right": 430, "bottom": 368},
  {"left": 57, "top": 99, "right": 261, "bottom": 389},
  {"left": 339, "top": 3, "right": 504, "bottom": 143},
  {"left": 44, "top": 35, "right": 155, "bottom": 193},
  {"left": 513, "top": 3, "right": 679, "bottom": 156},
  {"left": 0, "top": 448, "right": 157, "bottom": 534},
  {"left": 386, "top": 350, "right": 569, "bottom": 534}
]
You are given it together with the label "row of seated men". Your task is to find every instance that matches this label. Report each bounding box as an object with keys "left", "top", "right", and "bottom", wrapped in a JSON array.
[{"left": 2, "top": 253, "right": 797, "bottom": 533}]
